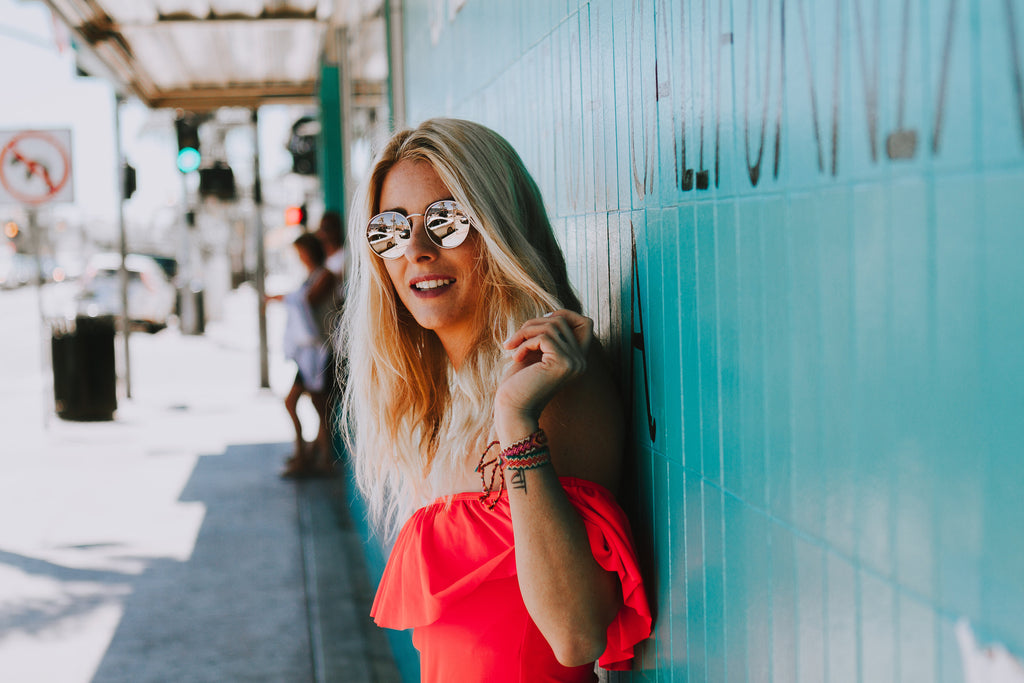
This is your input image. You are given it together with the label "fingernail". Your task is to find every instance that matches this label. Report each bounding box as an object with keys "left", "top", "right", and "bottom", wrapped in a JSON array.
[{"left": 543, "top": 311, "right": 554, "bottom": 317}]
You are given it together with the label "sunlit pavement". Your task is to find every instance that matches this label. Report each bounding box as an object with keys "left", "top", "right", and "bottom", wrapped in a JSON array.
[{"left": 0, "top": 285, "right": 398, "bottom": 683}]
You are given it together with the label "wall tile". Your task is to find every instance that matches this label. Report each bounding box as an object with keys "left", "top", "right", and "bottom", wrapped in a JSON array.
[
  {"left": 578, "top": 6, "right": 597, "bottom": 215},
  {"left": 783, "top": 0, "right": 843, "bottom": 187},
  {"left": 851, "top": 183, "right": 894, "bottom": 577},
  {"left": 898, "top": 593, "right": 937, "bottom": 683},
  {"left": 655, "top": 457, "right": 676, "bottom": 677},
  {"left": 936, "top": 616, "right": 963, "bottom": 683},
  {"left": 735, "top": 198, "right": 767, "bottom": 511},
  {"left": 761, "top": 196, "right": 793, "bottom": 523},
  {"left": 825, "top": 555, "right": 857, "bottom": 683},
  {"left": 979, "top": 172, "right": 1024, "bottom": 647},
  {"left": 745, "top": 508, "right": 772, "bottom": 683},
  {"left": 647, "top": 208, "right": 668, "bottom": 459},
  {"left": 859, "top": 571, "right": 896, "bottom": 683},
  {"left": 659, "top": 206, "right": 682, "bottom": 465},
  {"left": 703, "top": 483, "right": 726, "bottom": 683},
  {"left": 795, "top": 537, "right": 826, "bottom": 683},
  {"left": 654, "top": 0, "right": 685, "bottom": 205},
  {"left": 678, "top": 466, "right": 707, "bottom": 681},
  {"left": 730, "top": 0, "right": 786, "bottom": 193},
  {"left": 678, "top": 204, "right": 699, "bottom": 471},
  {"left": 978, "top": 0, "right": 1024, "bottom": 166},
  {"left": 771, "top": 523, "right": 798, "bottom": 683},
  {"left": 716, "top": 199, "right": 743, "bottom": 500},
  {"left": 696, "top": 202, "right": 721, "bottom": 484},
  {"left": 710, "top": 0, "right": 741, "bottom": 197},
  {"left": 817, "top": 187, "right": 857, "bottom": 558},
  {"left": 631, "top": 444, "right": 659, "bottom": 682},
  {"left": 926, "top": 0, "right": 974, "bottom": 169},
  {"left": 610, "top": 0, "right": 632, "bottom": 211},
  {"left": 786, "top": 192, "right": 825, "bottom": 540},
  {"left": 723, "top": 494, "right": 749, "bottom": 683}
]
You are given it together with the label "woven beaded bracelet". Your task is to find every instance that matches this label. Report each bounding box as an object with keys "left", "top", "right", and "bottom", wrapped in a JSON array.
[
  {"left": 503, "top": 448, "right": 550, "bottom": 471},
  {"left": 501, "top": 429, "right": 549, "bottom": 459}
]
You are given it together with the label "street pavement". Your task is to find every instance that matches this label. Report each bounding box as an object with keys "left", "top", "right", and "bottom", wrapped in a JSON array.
[{"left": 0, "top": 284, "right": 400, "bottom": 683}]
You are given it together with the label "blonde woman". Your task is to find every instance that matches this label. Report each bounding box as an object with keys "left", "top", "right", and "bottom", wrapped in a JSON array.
[{"left": 340, "top": 118, "right": 651, "bottom": 682}]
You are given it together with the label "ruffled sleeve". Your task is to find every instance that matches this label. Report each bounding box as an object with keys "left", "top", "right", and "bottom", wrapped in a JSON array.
[
  {"left": 561, "top": 478, "right": 653, "bottom": 670},
  {"left": 370, "top": 477, "right": 652, "bottom": 670}
]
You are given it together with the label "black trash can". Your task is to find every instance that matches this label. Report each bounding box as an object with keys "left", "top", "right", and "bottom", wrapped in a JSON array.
[{"left": 51, "top": 315, "right": 117, "bottom": 421}]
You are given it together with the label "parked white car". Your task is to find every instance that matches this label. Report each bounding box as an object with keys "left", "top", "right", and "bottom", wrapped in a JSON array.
[{"left": 76, "top": 253, "right": 177, "bottom": 332}]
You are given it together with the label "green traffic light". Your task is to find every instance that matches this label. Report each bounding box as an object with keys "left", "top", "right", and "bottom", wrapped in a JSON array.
[{"left": 177, "top": 147, "right": 201, "bottom": 173}]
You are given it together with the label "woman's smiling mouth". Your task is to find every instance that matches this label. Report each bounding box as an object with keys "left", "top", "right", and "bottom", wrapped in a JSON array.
[{"left": 410, "top": 276, "right": 456, "bottom": 297}]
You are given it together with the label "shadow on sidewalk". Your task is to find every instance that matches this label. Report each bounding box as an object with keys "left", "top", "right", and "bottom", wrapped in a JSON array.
[
  {"left": 0, "top": 549, "right": 132, "bottom": 638},
  {"left": 89, "top": 441, "right": 396, "bottom": 683}
]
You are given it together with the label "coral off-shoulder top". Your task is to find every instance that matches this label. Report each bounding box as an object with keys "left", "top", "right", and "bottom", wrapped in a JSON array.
[{"left": 371, "top": 477, "right": 653, "bottom": 683}]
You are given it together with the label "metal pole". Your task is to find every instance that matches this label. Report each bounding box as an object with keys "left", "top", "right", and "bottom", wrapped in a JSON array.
[
  {"left": 26, "top": 207, "right": 49, "bottom": 429},
  {"left": 337, "top": 26, "right": 355, "bottom": 215},
  {"left": 385, "top": 0, "right": 406, "bottom": 130},
  {"left": 252, "top": 108, "right": 270, "bottom": 389},
  {"left": 114, "top": 94, "right": 132, "bottom": 398},
  {"left": 178, "top": 173, "right": 193, "bottom": 333}
]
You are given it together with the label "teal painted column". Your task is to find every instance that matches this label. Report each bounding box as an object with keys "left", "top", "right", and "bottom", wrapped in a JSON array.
[{"left": 317, "top": 64, "right": 344, "bottom": 216}]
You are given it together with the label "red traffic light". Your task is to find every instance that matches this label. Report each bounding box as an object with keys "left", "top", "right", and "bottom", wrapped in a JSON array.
[{"left": 284, "top": 205, "right": 306, "bottom": 226}]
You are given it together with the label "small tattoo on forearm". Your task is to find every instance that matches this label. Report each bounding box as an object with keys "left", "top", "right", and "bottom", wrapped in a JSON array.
[{"left": 510, "top": 469, "right": 527, "bottom": 493}]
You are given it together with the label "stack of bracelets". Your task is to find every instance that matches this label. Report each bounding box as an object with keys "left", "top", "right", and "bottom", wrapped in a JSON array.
[{"left": 476, "top": 429, "right": 551, "bottom": 509}]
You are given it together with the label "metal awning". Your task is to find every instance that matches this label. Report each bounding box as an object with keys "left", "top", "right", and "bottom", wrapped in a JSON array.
[{"left": 39, "top": 0, "right": 335, "bottom": 111}]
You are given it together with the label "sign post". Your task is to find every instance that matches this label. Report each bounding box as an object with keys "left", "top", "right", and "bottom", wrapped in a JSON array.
[
  {"left": 0, "top": 128, "right": 75, "bottom": 292},
  {"left": 0, "top": 129, "right": 75, "bottom": 427}
]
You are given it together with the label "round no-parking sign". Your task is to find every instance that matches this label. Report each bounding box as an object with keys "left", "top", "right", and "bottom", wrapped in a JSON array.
[{"left": 0, "top": 129, "right": 74, "bottom": 206}]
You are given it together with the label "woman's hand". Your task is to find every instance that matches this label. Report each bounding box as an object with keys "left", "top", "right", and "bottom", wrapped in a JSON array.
[{"left": 495, "top": 309, "right": 594, "bottom": 436}]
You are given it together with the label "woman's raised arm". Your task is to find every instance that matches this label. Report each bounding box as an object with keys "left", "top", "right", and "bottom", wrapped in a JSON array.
[{"left": 495, "top": 310, "right": 625, "bottom": 667}]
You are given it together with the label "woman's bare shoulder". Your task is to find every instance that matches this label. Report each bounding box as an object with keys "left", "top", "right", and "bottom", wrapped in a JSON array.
[{"left": 539, "top": 341, "right": 625, "bottom": 495}]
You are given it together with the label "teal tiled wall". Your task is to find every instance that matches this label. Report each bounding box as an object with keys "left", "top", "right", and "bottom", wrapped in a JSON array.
[{"left": 399, "top": 0, "right": 1024, "bottom": 680}]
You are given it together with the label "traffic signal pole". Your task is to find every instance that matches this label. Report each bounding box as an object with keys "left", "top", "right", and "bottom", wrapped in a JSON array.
[{"left": 252, "top": 108, "right": 270, "bottom": 389}]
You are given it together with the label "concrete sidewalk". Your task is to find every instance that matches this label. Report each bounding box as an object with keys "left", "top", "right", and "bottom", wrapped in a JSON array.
[{"left": 0, "top": 286, "right": 400, "bottom": 682}]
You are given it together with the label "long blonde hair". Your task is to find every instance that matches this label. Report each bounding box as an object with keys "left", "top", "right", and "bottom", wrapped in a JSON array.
[{"left": 339, "top": 118, "right": 581, "bottom": 538}]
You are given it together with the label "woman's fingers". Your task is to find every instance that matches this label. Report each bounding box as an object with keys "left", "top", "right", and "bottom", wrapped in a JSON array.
[
  {"left": 504, "top": 310, "right": 593, "bottom": 354},
  {"left": 510, "top": 324, "right": 579, "bottom": 371},
  {"left": 504, "top": 313, "right": 589, "bottom": 381}
]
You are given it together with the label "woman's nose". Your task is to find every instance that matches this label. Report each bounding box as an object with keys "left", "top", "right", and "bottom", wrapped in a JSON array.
[{"left": 403, "top": 215, "right": 437, "bottom": 262}]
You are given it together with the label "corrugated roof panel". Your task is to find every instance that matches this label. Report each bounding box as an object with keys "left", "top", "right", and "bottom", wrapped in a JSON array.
[
  {"left": 153, "top": 0, "right": 210, "bottom": 18},
  {"left": 206, "top": 0, "right": 263, "bottom": 17},
  {"left": 119, "top": 26, "right": 190, "bottom": 89},
  {"left": 40, "top": 0, "right": 350, "bottom": 108},
  {"left": 98, "top": 0, "right": 159, "bottom": 23}
]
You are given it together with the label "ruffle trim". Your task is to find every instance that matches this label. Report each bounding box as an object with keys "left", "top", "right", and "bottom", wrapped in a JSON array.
[{"left": 370, "top": 477, "right": 652, "bottom": 670}]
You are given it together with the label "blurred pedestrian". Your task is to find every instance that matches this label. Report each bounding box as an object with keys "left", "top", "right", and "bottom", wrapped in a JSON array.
[
  {"left": 268, "top": 232, "right": 337, "bottom": 478},
  {"left": 314, "top": 210, "right": 348, "bottom": 460},
  {"left": 315, "top": 210, "right": 347, "bottom": 291}
]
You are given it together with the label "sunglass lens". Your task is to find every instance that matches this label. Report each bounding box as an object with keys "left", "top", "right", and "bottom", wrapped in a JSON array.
[
  {"left": 425, "top": 200, "right": 471, "bottom": 248},
  {"left": 367, "top": 212, "right": 408, "bottom": 259}
]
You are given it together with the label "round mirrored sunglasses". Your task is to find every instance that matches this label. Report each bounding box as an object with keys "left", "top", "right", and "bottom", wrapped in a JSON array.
[{"left": 365, "top": 199, "right": 472, "bottom": 259}]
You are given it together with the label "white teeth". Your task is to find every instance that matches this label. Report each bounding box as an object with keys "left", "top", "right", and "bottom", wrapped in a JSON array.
[{"left": 413, "top": 278, "right": 454, "bottom": 290}]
